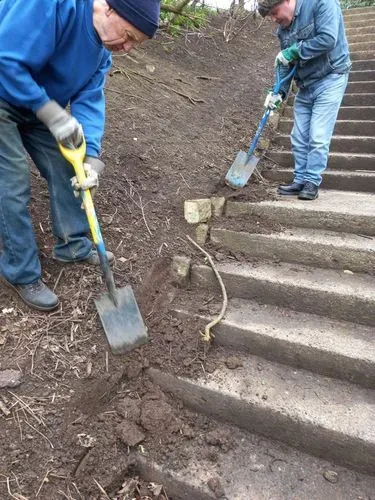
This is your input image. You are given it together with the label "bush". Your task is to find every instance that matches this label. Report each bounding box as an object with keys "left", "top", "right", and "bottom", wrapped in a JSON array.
[
  {"left": 160, "top": 0, "right": 213, "bottom": 36},
  {"left": 340, "top": 0, "right": 375, "bottom": 9}
]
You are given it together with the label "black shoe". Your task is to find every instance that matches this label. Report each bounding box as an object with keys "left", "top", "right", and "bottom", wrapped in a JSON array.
[
  {"left": 278, "top": 182, "right": 305, "bottom": 195},
  {"left": 1, "top": 278, "right": 59, "bottom": 311},
  {"left": 298, "top": 181, "right": 319, "bottom": 200}
]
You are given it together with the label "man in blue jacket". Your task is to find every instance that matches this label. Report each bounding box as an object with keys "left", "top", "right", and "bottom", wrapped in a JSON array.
[
  {"left": 259, "top": 0, "right": 351, "bottom": 200},
  {"left": 0, "top": 0, "right": 160, "bottom": 311}
]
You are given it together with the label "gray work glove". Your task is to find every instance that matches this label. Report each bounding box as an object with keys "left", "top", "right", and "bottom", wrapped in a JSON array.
[
  {"left": 36, "top": 100, "right": 83, "bottom": 148},
  {"left": 71, "top": 156, "right": 104, "bottom": 204},
  {"left": 264, "top": 91, "right": 283, "bottom": 110}
]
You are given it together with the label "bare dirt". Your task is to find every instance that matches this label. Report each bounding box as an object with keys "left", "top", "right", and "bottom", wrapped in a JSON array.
[{"left": 0, "top": 14, "right": 282, "bottom": 499}]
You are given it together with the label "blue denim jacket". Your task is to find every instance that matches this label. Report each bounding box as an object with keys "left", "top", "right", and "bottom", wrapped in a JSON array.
[{"left": 278, "top": 0, "right": 351, "bottom": 94}]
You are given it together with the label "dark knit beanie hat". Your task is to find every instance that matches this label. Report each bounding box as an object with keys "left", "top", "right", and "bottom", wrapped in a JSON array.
[{"left": 107, "top": 0, "right": 160, "bottom": 38}]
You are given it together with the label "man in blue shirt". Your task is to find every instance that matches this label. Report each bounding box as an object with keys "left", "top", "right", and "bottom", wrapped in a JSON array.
[
  {"left": 259, "top": 0, "right": 351, "bottom": 200},
  {"left": 0, "top": 0, "right": 160, "bottom": 311}
]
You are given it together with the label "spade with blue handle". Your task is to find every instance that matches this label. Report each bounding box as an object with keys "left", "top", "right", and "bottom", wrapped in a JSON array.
[{"left": 225, "top": 65, "right": 296, "bottom": 190}]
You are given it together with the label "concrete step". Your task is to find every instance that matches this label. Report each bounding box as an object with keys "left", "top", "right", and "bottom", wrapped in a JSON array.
[
  {"left": 267, "top": 150, "right": 375, "bottom": 171},
  {"left": 149, "top": 353, "right": 375, "bottom": 473},
  {"left": 343, "top": 6, "right": 375, "bottom": 16},
  {"left": 274, "top": 134, "right": 375, "bottom": 154},
  {"left": 346, "top": 26, "right": 374, "bottom": 37},
  {"left": 342, "top": 92, "right": 375, "bottom": 105},
  {"left": 349, "top": 41, "right": 375, "bottom": 52},
  {"left": 278, "top": 118, "right": 375, "bottom": 135},
  {"left": 351, "top": 50, "right": 375, "bottom": 61},
  {"left": 264, "top": 168, "right": 375, "bottom": 193},
  {"left": 351, "top": 58, "right": 375, "bottom": 70},
  {"left": 282, "top": 105, "right": 375, "bottom": 120},
  {"left": 210, "top": 226, "right": 375, "bottom": 272},
  {"left": 225, "top": 190, "right": 375, "bottom": 236},
  {"left": 175, "top": 298, "right": 375, "bottom": 387},
  {"left": 347, "top": 80, "right": 375, "bottom": 92},
  {"left": 344, "top": 16, "right": 375, "bottom": 28},
  {"left": 136, "top": 423, "right": 375, "bottom": 500},
  {"left": 191, "top": 260, "right": 375, "bottom": 326},
  {"left": 349, "top": 69, "right": 375, "bottom": 81},
  {"left": 347, "top": 34, "right": 375, "bottom": 44}
]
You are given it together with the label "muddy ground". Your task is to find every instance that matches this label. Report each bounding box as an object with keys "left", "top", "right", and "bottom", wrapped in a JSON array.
[{"left": 0, "top": 13, "right": 280, "bottom": 499}]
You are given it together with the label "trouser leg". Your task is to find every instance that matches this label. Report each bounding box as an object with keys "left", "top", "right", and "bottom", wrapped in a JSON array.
[
  {"left": 305, "top": 73, "right": 348, "bottom": 186},
  {"left": 291, "top": 89, "right": 312, "bottom": 184},
  {"left": 0, "top": 100, "right": 41, "bottom": 284},
  {"left": 21, "top": 116, "right": 93, "bottom": 261}
]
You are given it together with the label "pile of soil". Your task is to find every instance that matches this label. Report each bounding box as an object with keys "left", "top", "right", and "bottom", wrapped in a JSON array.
[{"left": 0, "top": 13, "right": 279, "bottom": 499}]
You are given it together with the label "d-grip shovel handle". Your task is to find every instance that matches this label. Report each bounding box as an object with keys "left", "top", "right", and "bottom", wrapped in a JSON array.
[
  {"left": 58, "top": 141, "right": 118, "bottom": 305},
  {"left": 247, "top": 65, "right": 296, "bottom": 158}
]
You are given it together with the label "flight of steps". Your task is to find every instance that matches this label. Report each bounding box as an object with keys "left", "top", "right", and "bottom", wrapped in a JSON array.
[
  {"left": 138, "top": 7, "right": 375, "bottom": 498},
  {"left": 264, "top": 6, "right": 375, "bottom": 192}
]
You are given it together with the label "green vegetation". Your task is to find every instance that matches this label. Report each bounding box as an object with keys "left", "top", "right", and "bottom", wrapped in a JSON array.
[
  {"left": 340, "top": 0, "right": 375, "bottom": 9},
  {"left": 160, "top": 0, "right": 213, "bottom": 36}
]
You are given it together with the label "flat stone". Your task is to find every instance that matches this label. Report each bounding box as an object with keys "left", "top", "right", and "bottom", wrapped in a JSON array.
[
  {"left": 323, "top": 470, "right": 339, "bottom": 484},
  {"left": 0, "top": 369, "right": 22, "bottom": 388},
  {"left": 116, "top": 421, "right": 145, "bottom": 447},
  {"left": 225, "top": 356, "right": 243, "bottom": 370},
  {"left": 184, "top": 199, "right": 211, "bottom": 224}
]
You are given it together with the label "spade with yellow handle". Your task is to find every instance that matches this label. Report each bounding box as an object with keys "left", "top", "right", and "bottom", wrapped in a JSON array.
[{"left": 59, "top": 140, "right": 148, "bottom": 354}]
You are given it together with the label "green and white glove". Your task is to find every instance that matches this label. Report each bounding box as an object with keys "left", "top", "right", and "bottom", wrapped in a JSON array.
[
  {"left": 275, "top": 43, "right": 299, "bottom": 66},
  {"left": 36, "top": 100, "right": 84, "bottom": 148},
  {"left": 264, "top": 91, "right": 283, "bottom": 110},
  {"left": 71, "top": 156, "right": 104, "bottom": 202}
]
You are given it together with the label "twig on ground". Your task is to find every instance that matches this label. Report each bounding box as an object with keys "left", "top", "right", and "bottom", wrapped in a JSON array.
[
  {"left": 35, "top": 468, "right": 53, "bottom": 497},
  {"left": 186, "top": 235, "right": 228, "bottom": 342},
  {"left": 6, "top": 477, "right": 28, "bottom": 500},
  {"left": 24, "top": 420, "right": 54, "bottom": 449},
  {"left": 53, "top": 268, "right": 64, "bottom": 292},
  {"left": 93, "top": 479, "right": 111, "bottom": 499}
]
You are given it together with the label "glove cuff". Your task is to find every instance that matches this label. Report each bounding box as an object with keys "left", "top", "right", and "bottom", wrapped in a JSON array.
[
  {"left": 85, "top": 156, "right": 104, "bottom": 174},
  {"left": 35, "top": 100, "right": 64, "bottom": 127}
]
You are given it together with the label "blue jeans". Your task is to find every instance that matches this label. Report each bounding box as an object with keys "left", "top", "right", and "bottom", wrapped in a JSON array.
[
  {"left": 291, "top": 72, "right": 349, "bottom": 186},
  {"left": 0, "top": 99, "right": 93, "bottom": 285}
]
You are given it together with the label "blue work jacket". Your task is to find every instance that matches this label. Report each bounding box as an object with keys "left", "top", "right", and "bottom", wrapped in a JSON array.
[{"left": 278, "top": 0, "right": 351, "bottom": 94}]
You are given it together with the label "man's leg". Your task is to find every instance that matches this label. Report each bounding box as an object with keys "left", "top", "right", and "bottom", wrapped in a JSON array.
[
  {"left": 20, "top": 118, "right": 93, "bottom": 262},
  {"left": 278, "top": 88, "right": 312, "bottom": 195},
  {"left": 303, "top": 73, "right": 348, "bottom": 188},
  {"left": 0, "top": 101, "right": 42, "bottom": 284}
]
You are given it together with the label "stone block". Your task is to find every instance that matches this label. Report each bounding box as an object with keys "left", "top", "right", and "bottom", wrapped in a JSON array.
[
  {"left": 268, "top": 111, "right": 280, "bottom": 130},
  {"left": 258, "top": 138, "right": 270, "bottom": 150},
  {"left": 184, "top": 199, "right": 211, "bottom": 224},
  {"left": 195, "top": 224, "right": 209, "bottom": 245},
  {"left": 211, "top": 197, "right": 226, "bottom": 217},
  {"left": 171, "top": 255, "right": 191, "bottom": 286}
]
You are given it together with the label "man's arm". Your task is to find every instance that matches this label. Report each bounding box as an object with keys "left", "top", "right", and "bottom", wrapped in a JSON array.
[
  {"left": 70, "top": 53, "right": 112, "bottom": 158},
  {"left": 297, "top": 0, "right": 340, "bottom": 63}
]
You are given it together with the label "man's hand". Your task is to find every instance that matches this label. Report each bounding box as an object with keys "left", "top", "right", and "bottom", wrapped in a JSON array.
[
  {"left": 275, "top": 43, "right": 299, "bottom": 66},
  {"left": 71, "top": 156, "right": 104, "bottom": 203},
  {"left": 264, "top": 91, "right": 283, "bottom": 110},
  {"left": 36, "top": 100, "right": 83, "bottom": 148}
]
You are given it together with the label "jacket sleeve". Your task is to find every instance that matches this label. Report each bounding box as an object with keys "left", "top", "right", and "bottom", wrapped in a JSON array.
[
  {"left": 0, "top": 0, "right": 59, "bottom": 112},
  {"left": 70, "top": 53, "right": 112, "bottom": 158},
  {"left": 297, "top": 0, "right": 340, "bottom": 63}
]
